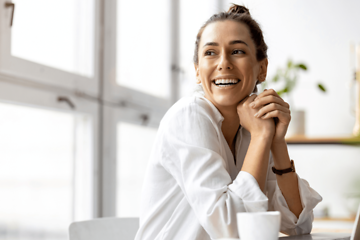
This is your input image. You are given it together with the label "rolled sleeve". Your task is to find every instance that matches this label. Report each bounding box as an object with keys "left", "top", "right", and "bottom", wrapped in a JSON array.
[
  {"left": 269, "top": 174, "right": 323, "bottom": 235},
  {"left": 229, "top": 171, "right": 268, "bottom": 212}
]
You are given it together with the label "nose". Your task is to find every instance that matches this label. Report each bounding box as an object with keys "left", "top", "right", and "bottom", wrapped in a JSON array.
[{"left": 217, "top": 54, "right": 233, "bottom": 71}]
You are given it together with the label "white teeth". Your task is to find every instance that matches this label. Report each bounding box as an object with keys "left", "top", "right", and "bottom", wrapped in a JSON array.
[{"left": 214, "top": 79, "right": 239, "bottom": 85}]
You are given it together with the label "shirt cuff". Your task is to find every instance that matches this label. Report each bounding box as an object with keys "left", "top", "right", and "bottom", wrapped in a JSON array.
[
  {"left": 229, "top": 171, "right": 268, "bottom": 212},
  {"left": 271, "top": 173, "right": 323, "bottom": 234}
]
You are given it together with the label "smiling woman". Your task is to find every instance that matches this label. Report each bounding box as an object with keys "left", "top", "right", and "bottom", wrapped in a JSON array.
[{"left": 134, "top": 4, "right": 322, "bottom": 240}]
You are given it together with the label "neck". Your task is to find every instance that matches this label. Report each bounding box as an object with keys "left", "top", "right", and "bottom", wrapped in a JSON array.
[
  {"left": 203, "top": 95, "right": 241, "bottom": 153},
  {"left": 218, "top": 105, "right": 240, "bottom": 150}
]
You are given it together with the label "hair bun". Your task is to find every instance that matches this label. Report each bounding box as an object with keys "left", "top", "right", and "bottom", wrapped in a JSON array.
[{"left": 227, "top": 4, "right": 250, "bottom": 15}]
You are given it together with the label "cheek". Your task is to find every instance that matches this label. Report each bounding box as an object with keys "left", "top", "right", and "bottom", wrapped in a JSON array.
[
  {"left": 237, "top": 58, "right": 253, "bottom": 69},
  {"left": 199, "top": 61, "right": 213, "bottom": 78},
  {"left": 237, "top": 59, "right": 259, "bottom": 78}
]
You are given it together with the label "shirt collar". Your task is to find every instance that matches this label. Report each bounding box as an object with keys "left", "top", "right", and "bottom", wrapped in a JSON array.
[{"left": 193, "top": 91, "right": 225, "bottom": 124}]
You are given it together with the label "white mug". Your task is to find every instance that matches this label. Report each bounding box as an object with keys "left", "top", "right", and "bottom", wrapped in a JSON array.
[{"left": 236, "top": 211, "right": 281, "bottom": 240}]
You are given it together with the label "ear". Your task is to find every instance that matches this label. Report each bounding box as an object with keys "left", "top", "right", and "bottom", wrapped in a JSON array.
[
  {"left": 194, "top": 64, "right": 201, "bottom": 84},
  {"left": 257, "top": 58, "right": 268, "bottom": 83}
]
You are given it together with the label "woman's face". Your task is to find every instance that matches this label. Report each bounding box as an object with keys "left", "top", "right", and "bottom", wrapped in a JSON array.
[{"left": 195, "top": 20, "right": 267, "bottom": 109}]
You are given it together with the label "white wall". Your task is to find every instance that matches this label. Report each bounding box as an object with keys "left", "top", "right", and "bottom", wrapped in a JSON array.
[{"left": 288, "top": 144, "right": 360, "bottom": 218}]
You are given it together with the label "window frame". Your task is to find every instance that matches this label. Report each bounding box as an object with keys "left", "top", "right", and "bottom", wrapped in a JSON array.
[
  {"left": 0, "top": 78, "right": 100, "bottom": 221},
  {"left": 100, "top": 0, "right": 178, "bottom": 216},
  {"left": 0, "top": 0, "right": 101, "bottom": 96}
]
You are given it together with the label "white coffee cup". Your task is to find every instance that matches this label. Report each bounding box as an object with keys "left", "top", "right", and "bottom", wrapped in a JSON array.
[{"left": 236, "top": 211, "right": 281, "bottom": 240}]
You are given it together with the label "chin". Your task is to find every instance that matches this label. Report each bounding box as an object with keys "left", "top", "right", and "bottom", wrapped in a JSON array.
[{"left": 213, "top": 95, "right": 242, "bottom": 108}]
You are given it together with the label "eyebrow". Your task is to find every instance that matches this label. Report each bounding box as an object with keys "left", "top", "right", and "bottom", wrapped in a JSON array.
[{"left": 203, "top": 40, "right": 249, "bottom": 47}]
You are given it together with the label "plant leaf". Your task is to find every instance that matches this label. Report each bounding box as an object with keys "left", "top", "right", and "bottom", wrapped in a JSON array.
[
  {"left": 297, "top": 64, "right": 307, "bottom": 70},
  {"left": 318, "top": 83, "right": 326, "bottom": 92},
  {"left": 277, "top": 87, "right": 289, "bottom": 97},
  {"left": 272, "top": 74, "right": 279, "bottom": 82}
]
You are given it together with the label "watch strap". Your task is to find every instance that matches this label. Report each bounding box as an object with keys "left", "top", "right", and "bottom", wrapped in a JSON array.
[{"left": 272, "top": 160, "right": 295, "bottom": 175}]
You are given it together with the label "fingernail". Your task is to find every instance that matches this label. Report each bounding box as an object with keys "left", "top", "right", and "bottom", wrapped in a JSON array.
[
  {"left": 254, "top": 112, "right": 259, "bottom": 117},
  {"left": 250, "top": 103, "right": 255, "bottom": 108}
]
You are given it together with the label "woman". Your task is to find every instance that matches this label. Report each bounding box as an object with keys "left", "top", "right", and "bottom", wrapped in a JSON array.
[{"left": 135, "top": 4, "right": 322, "bottom": 240}]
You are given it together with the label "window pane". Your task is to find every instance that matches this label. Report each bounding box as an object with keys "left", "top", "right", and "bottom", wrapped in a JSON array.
[
  {"left": 11, "top": 0, "right": 94, "bottom": 77},
  {"left": 116, "top": 0, "right": 170, "bottom": 99},
  {"left": 0, "top": 102, "right": 93, "bottom": 240},
  {"left": 117, "top": 122, "right": 157, "bottom": 217}
]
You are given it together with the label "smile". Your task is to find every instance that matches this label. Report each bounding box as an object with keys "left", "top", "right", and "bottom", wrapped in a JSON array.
[{"left": 213, "top": 78, "right": 240, "bottom": 88}]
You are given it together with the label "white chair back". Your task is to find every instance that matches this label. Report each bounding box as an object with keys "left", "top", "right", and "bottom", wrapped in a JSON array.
[{"left": 69, "top": 217, "right": 139, "bottom": 240}]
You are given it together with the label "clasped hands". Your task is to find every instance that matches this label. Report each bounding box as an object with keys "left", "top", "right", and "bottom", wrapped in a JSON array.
[{"left": 236, "top": 89, "right": 291, "bottom": 144}]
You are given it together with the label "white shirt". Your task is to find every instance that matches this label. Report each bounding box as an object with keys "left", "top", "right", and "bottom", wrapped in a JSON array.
[{"left": 135, "top": 93, "right": 322, "bottom": 240}]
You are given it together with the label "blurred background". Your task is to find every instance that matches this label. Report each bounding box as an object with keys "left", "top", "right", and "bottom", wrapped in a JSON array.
[{"left": 0, "top": 0, "right": 360, "bottom": 239}]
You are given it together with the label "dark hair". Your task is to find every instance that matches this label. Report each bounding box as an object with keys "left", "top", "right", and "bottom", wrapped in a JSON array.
[{"left": 193, "top": 4, "right": 268, "bottom": 65}]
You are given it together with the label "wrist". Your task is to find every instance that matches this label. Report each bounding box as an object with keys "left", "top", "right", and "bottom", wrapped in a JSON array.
[
  {"left": 270, "top": 140, "right": 291, "bottom": 169},
  {"left": 271, "top": 137, "right": 286, "bottom": 149},
  {"left": 251, "top": 133, "right": 274, "bottom": 142},
  {"left": 251, "top": 129, "right": 275, "bottom": 140}
]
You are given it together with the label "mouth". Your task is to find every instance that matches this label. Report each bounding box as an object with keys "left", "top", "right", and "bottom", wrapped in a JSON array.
[{"left": 212, "top": 78, "right": 240, "bottom": 87}]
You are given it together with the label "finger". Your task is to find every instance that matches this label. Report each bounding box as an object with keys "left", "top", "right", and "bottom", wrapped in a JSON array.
[
  {"left": 254, "top": 88, "right": 282, "bottom": 101},
  {"left": 254, "top": 103, "right": 290, "bottom": 118},
  {"left": 251, "top": 95, "right": 289, "bottom": 109},
  {"left": 254, "top": 89, "right": 286, "bottom": 107},
  {"left": 260, "top": 109, "right": 291, "bottom": 123}
]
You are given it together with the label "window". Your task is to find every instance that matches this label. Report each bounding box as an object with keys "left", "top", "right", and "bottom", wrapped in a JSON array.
[
  {"left": 0, "top": 0, "right": 209, "bottom": 234},
  {"left": 116, "top": 0, "right": 170, "bottom": 99},
  {"left": 11, "top": 0, "right": 94, "bottom": 77},
  {"left": 0, "top": 0, "right": 98, "bottom": 94},
  {"left": 0, "top": 101, "right": 93, "bottom": 239}
]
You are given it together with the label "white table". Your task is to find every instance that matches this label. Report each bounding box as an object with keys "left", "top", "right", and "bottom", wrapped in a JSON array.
[
  {"left": 279, "top": 232, "right": 350, "bottom": 239},
  {"left": 218, "top": 232, "right": 351, "bottom": 240}
]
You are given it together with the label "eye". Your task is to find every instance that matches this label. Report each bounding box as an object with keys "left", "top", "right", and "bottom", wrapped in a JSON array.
[
  {"left": 205, "top": 50, "right": 215, "bottom": 56},
  {"left": 232, "top": 49, "right": 245, "bottom": 55}
]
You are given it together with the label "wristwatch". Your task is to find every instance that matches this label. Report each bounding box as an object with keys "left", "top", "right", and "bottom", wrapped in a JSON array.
[{"left": 272, "top": 160, "right": 295, "bottom": 175}]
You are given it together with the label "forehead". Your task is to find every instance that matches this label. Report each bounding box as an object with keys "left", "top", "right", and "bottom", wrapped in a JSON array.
[{"left": 200, "top": 20, "right": 252, "bottom": 47}]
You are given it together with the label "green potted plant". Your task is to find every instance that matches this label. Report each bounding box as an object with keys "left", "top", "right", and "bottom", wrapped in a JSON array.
[
  {"left": 260, "top": 59, "right": 326, "bottom": 137},
  {"left": 260, "top": 59, "right": 326, "bottom": 103}
]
